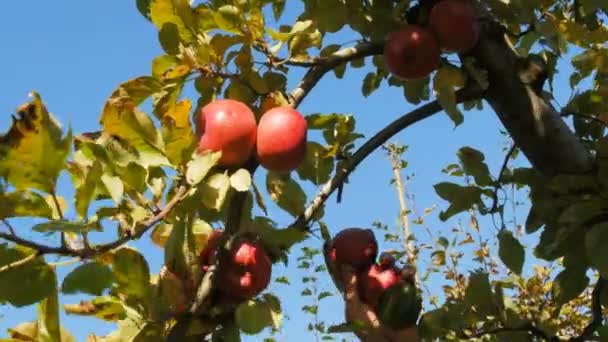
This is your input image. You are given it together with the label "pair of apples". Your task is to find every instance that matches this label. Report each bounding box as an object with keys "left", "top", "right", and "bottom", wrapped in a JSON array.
[
  {"left": 196, "top": 98, "right": 307, "bottom": 174},
  {"left": 383, "top": 0, "right": 480, "bottom": 80}
]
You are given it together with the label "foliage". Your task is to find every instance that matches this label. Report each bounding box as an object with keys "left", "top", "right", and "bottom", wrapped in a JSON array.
[{"left": 1, "top": 0, "right": 608, "bottom": 341}]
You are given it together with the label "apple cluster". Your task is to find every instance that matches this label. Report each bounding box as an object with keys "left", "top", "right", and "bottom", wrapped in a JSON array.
[
  {"left": 198, "top": 230, "right": 273, "bottom": 300},
  {"left": 196, "top": 98, "right": 308, "bottom": 174},
  {"left": 328, "top": 228, "right": 421, "bottom": 329},
  {"left": 383, "top": 0, "right": 479, "bottom": 80}
]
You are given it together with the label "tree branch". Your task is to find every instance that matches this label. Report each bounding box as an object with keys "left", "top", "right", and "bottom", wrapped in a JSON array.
[
  {"left": 461, "top": 321, "right": 556, "bottom": 341},
  {"left": 288, "top": 41, "right": 383, "bottom": 107},
  {"left": 573, "top": 276, "right": 607, "bottom": 341},
  {"left": 175, "top": 41, "right": 388, "bottom": 337},
  {"left": 0, "top": 251, "right": 40, "bottom": 274},
  {"left": 1, "top": 219, "right": 16, "bottom": 235},
  {"left": 290, "top": 87, "right": 483, "bottom": 231},
  {"left": 0, "top": 184, "right": 190, "bottom": 258}
]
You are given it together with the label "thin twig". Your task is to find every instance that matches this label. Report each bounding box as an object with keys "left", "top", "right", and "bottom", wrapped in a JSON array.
[
  {"left": 0, "top": 184, "right": 190, "bottom": 258},
  {"left": 1, "top": 219, "right": 16, "bottom": 235},
  {"left": 490, "top": 143, "right": 517, "bottom": 231},
  {"left": 0, "top": 252, "right": 40, "bottom": 273}
]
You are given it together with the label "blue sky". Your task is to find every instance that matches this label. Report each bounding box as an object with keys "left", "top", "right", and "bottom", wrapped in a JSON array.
[{"left": 0, "top": 1, "right": 582, "bottom": 341}]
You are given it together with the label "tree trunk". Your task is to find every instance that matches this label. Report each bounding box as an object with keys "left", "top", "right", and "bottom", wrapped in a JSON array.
[{"left": 466, "top": 2, "right": 593, "bottom": 177}]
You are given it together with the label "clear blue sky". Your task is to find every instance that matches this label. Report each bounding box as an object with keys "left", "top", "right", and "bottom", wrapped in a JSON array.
[{"left": 0, "top": 1, "right": 580, "bottom": 341}]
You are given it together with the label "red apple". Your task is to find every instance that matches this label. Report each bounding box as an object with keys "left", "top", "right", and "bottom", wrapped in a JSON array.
[
  {"left": 429, "top": 0, "right": 480, "bottom": 53},
  {"left": 256, "top": 106, "right": 307, "bottom": 174},
  {"left": 330, "top": 228, "right": 378, "bottom": 269},
  {"left": 358, "top": 264, "right": 400, "bottom": 307},
  {"left": 218, "top": 240, "right": 272, "bottom": 300},
  {"left": 196, "top": 99, "right": 257, "bottom": 167},
  {"left": 383, "top": 25, "right": 441, "bottom": 80}
]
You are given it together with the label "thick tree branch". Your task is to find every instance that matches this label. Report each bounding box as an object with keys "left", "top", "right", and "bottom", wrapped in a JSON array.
[
  {"left": 288, "top": 42, "right": 383, "bottom": 108},
  {"left": 290, "top": 87, "right": 483, "bottom": 231},
  {"left": 573, "top": 277, "right": 607, "bottom": 341},
  {"left": 466, "top": 1, "right": 593, "bottom": 176},
  {"left": 461, "top": 321, "right": 556, "bottom": 341},
  {"left": 0, "top": 184, "right": 190, "bottom": 258}
]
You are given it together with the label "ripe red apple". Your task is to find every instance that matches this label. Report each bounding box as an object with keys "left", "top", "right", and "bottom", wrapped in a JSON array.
[
  {"left": 429, "top": 0, "right": 480, "bottom": 53},
  {"left": 330, "top": 228, "right": 378, "bottom": 269},
  {"left": 217, "top": 240, "right": 272, "bottom": 300},
  {"left": 358, "top": 264, "right": 400, "bottom": 307},
  {"left": 256, "top": 106, "right": 307, "bottom": 174},
  {"left": 383, "top": 25, "right": 441, "bottom": 80},
  {"left": 196, "top": 99, "right": 257, "bottom": 167}
]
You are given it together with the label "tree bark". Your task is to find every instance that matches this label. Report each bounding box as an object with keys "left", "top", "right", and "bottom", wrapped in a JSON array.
[{"left": 466, "top": 2, "right": 594, "bottom": 176}]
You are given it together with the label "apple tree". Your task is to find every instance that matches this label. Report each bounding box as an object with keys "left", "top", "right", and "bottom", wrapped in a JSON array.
[{"left": 1, "top": 0, "right": 608, "bottom": 341}]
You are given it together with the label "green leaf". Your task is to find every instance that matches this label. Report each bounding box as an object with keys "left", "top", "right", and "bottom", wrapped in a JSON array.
[
  {"left": 164, "top": 212, "right": 198, "bottom": 281},
  {"left": 136, "top": 0, "right": 152, "bottom": 20},
  {"left": 61, "top": 262, "right": 113, "bottom": 296},
  {"left": 296, "top": 142, "right": 333, "bottom": 185},
  {"left": 112, "top": 247, "right": 151, "bottom": 300},
  {"left": 201, "top": 172, "right": 231, "bottom": 211},
  {"left": 159, "top": 23, "right": 181, "bottom": 55},
  {"left": 457, "top": 147, "right": 493, "bottom": 187},
  {"left": 498, "top": 230, "right": 525, "bottom": 275},
  {"left": 214, "top": 5, "right": 244, "bottom": 34},
  {"left": 230, "top": 168, "right": 252, "bottom": 192},
  {"left": 433, "top": 65, "right": 466, "bottom": 126},
  {"left": 271, "top": 0, "right": 286, "bottom": 21},
  {"left": 36, "top": 268, "right": 62, "bottom": 342},
  {"left": 0, "top": 191, "right": 53, "bottom": 220},
  {"left": 63, "top": 296, "right": 127, "bottom": 322},
  {"left": 0, "top": 92, "right": 72, "bottom": 192},
  {"left": 100, "top": 82, "right": 169, "bottom": 168},
  {"left": 464, "top": 271, "right": 497, "bottom": 316},
  {"left": 252, "top": 181, "right": 268, "bottom": 216},
  {"left": 74, "top": 160, "right": 104, "bottom": 218},
  {"left": 586, "top": 222, "right": 608, "bottom": 278},
  {"left": 32, "top": 219, "right": 102, "bottom": 233},
  {"left": 150, "top": 0, "right": 195, "bottom": 44},
  {"left": 552, "top": 266, "right": 589, "bottom": 307},
  {"left": 0, "top": 244, "right": 55, "bottom": 307},
  {"left": 186, "top": 151, "right": 222, "bottom": 186},
  {"left": 266, "top": 173, "right": 306, "bottom": 217},
  {"left": 362, "top": 72, "right": 383, "bottom": 97},
  {"left": 161, "top": 99, "right": 195, "bottom": 166},
  {"left": 434, "top": 182, "right": 484, "bottom": 221},
  {"left": 235, "top": 294, "right": 282, "bottom": 335},
  {"left": 101, "top": 174, "right": 124, "bottom": 204},
  {"left": 154, "top": 77, "right": 187, "bottom": 120}
]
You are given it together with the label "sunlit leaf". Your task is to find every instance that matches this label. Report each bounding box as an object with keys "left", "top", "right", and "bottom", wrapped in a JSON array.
[
  {"left": 201, "top": 172, "right": 231, "bottom": 211},
  {"left": 186, "top": 151, "right": 222, "bottom": 186},
  {"left": 0, "top": 93, "right": 72, "bottom": 192},
  {"left": 266, "top": 173, "right": 306, "bottom": 217},
  {"left": 235, "top": 294, "right": 282, "bottom": 335},
  {"left": 230, "top": 168, "right": 252, "bottom": 192},
  {"left": 0, "top": 191, "right": 53, "bottom": 220}
]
